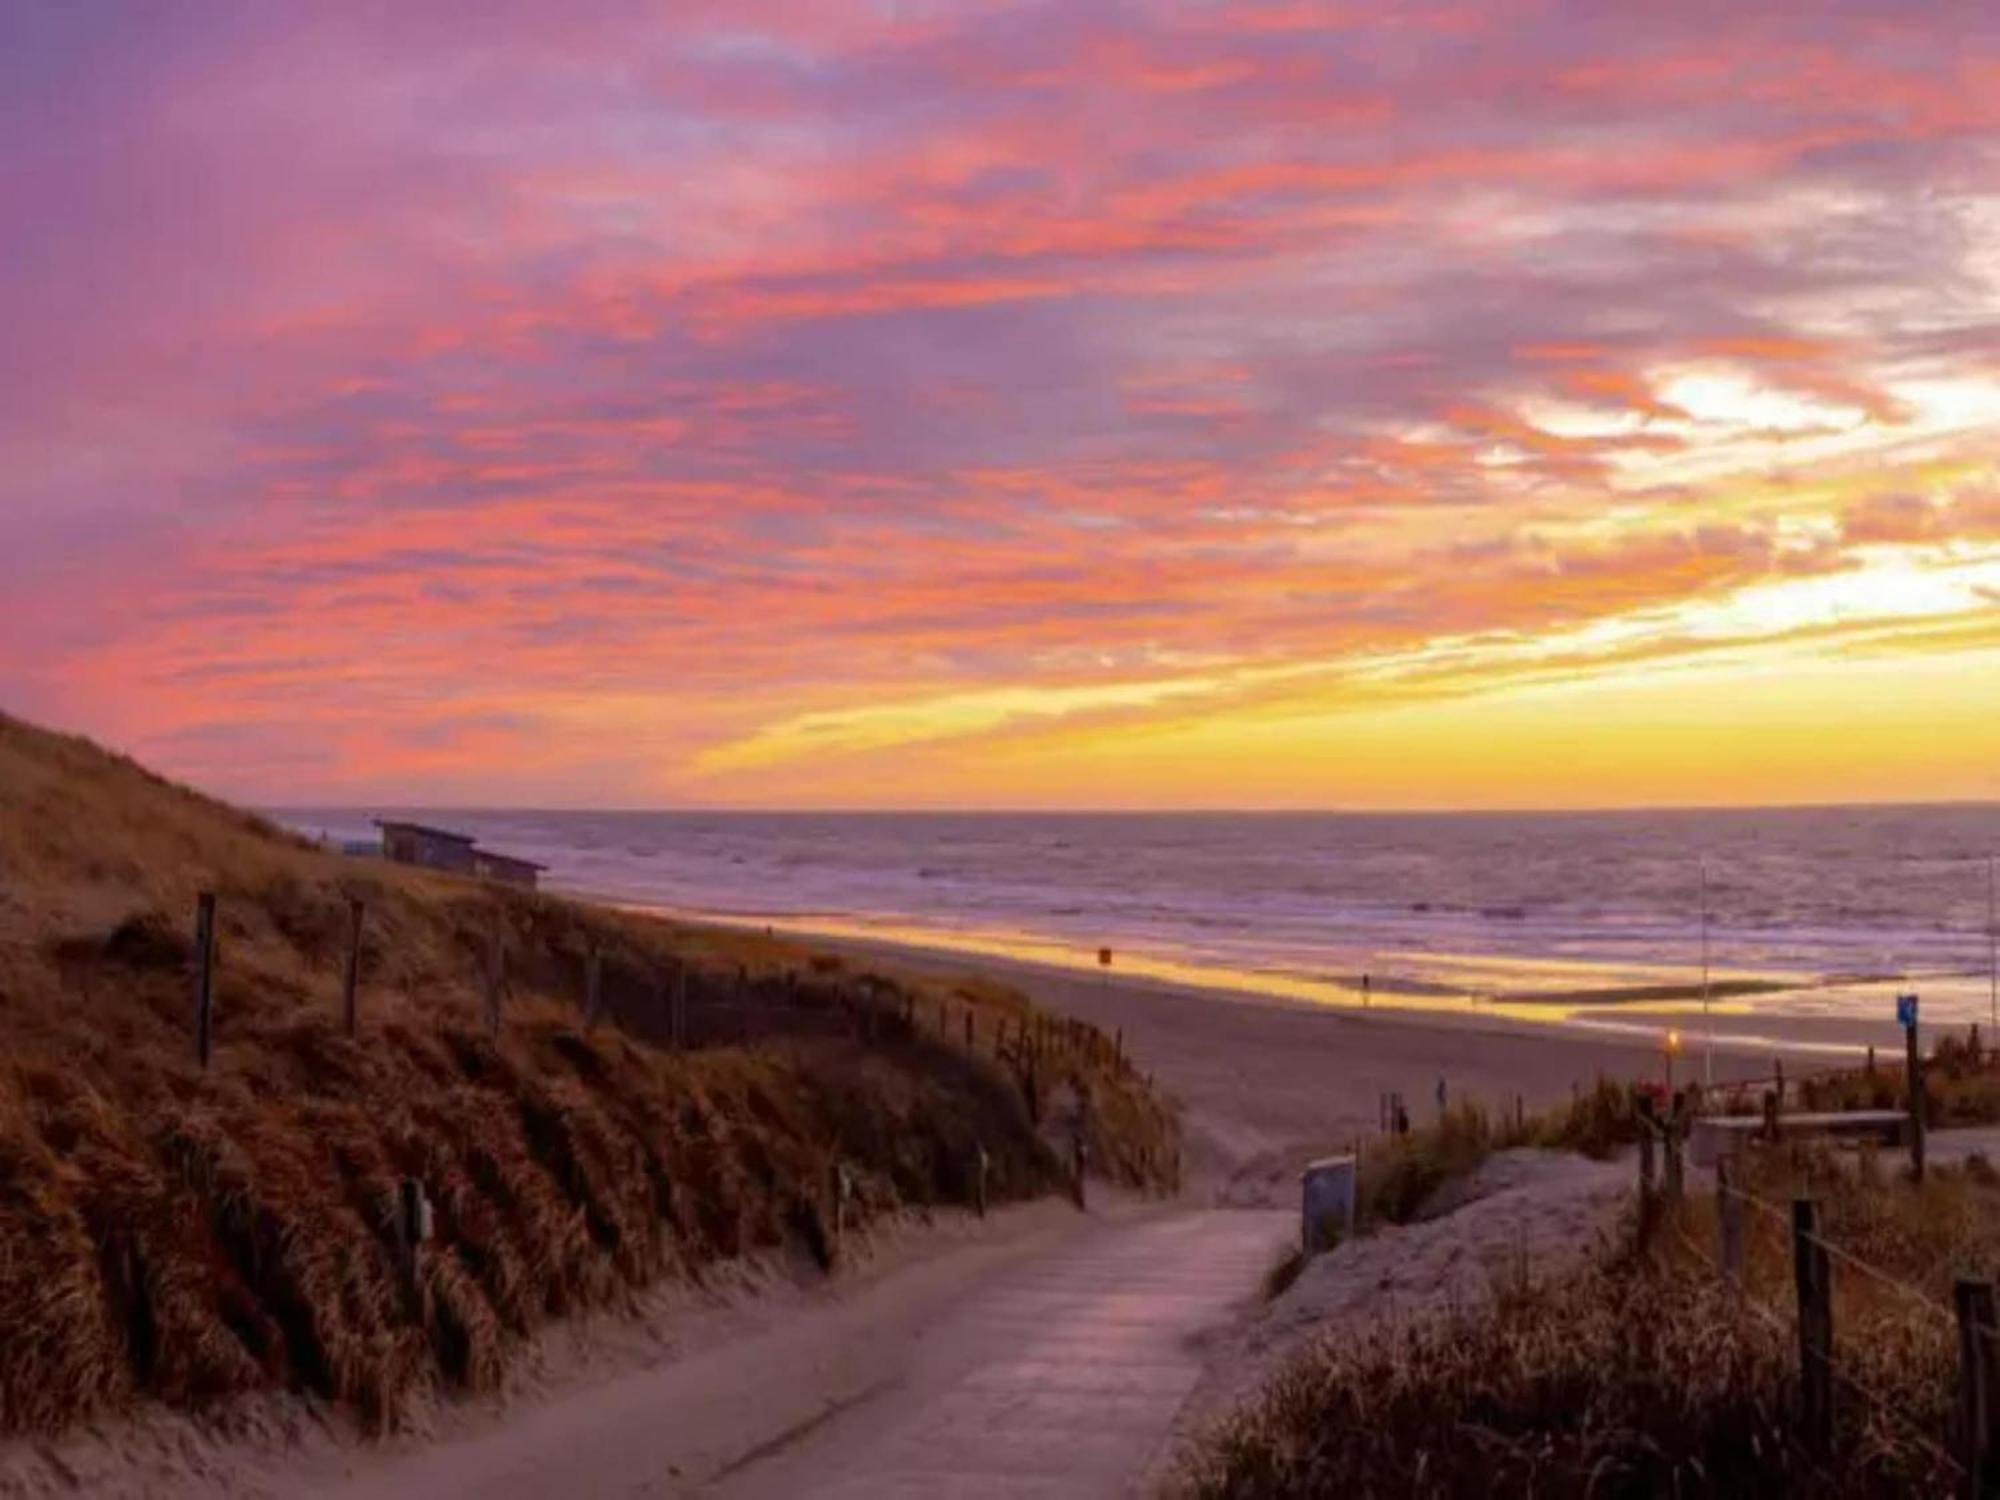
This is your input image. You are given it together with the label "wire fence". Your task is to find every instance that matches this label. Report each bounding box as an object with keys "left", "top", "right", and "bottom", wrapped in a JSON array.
[
  {"left": 1636, "top": 1102, "right": 2000, "bottom": 1485},
  {"left": 165, "top": 887, "right": 1144, "bottom": 1095},
  {"left": 1660, "top": 1213, "right": 1965, "bottom": 1487}
]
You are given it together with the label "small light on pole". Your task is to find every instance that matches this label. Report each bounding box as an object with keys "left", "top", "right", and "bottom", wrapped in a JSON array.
[{"left": 1665, "top": 1027, "right": 1682, "bottom": 1096}]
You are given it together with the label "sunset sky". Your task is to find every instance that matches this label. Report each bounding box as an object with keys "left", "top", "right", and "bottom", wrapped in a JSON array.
[{"left": 4, "top": 1, "right": 1998, "bottom": 809}]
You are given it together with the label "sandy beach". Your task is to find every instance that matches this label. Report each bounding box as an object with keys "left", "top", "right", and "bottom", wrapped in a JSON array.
[{"left": 810, "top": 931, "right": 1897, "bottom": 1206}]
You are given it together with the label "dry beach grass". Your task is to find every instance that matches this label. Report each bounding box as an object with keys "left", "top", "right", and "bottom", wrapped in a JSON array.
[
  {"left": 1178, "top": 1126, "right": 2000, "bottom": 1498},
  {"left": 0, "top": 711, "right": 1177, "bottom": 1435}
]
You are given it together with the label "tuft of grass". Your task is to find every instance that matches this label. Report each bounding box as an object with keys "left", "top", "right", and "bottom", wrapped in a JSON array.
[
  {"left": 1534, "top": 1074, "right": 1649, "bottom": 1158},
  {"left": 0, "top": 709, "right": 1180, "bottom": 1434},
  {"left": 1352, "top": 1095, "right": 1570, "bottom": 1229},
  {"left": 1356, "top": 1102, "right": 1501, "bottom": 1227}
]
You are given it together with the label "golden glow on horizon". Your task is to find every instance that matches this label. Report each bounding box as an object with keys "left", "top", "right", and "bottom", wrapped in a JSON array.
[{"left": 691, "top": 539, "right": 2000, "bottom": 806}]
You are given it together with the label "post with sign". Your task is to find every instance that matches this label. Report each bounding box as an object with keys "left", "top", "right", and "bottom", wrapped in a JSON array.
[{"left": 1900, "top": 992, "right": 1924, "bottom": 1183}]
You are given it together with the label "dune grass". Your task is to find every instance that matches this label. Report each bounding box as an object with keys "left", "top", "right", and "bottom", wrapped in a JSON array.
[
  {"left": 0, "top": 711, "right": 1178, "bottom": 1433},
  {"left": 1797, "top": 1028, "right": 2000, "bottom": 1127},
  {"left": 1179, "top": 1138, "right": 1996, "bottom": 1498}
]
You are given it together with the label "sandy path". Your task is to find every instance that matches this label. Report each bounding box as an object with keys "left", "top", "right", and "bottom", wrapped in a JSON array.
[{"left": 708, "top": 1208, "right": 1292, "bottom": 1499}]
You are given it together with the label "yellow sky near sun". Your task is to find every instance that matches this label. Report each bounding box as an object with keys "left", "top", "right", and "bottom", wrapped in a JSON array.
[
  {"left": 691, "top": 633, "right": 2000, "bottom": 809},
  {"left": 690, "top": 528, "right": 2000, "bottom": 807}
]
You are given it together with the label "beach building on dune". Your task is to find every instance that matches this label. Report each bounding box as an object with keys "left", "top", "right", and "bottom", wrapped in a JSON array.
[
  {"left": 471, "top": 848, "right": 545, "bottom": 888},
  {"left": 375, "top": 820, "right": 545, "bottom": 890}
]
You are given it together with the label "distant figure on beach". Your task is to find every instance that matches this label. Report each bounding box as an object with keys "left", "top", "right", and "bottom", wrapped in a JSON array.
[{"left": 1362, "top": 972, "right": 1371, "bottom": 1007}]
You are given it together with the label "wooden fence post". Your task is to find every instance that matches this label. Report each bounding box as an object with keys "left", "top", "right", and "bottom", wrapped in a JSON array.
[
  {"left": 1955, "top": 1277, "right": 2000, "bottom": 1495},
  {"left": 396, "top": 1184, "right": 432, "bottom": 1320},
  {"left": 192, "top": 891, "right": 216, "bottom": 1069},
  {"left": 1793, "top": 1197, "right": 1833, "bottom": 1455},
  {"left": 341, "top": 897, "right": 364, "bottom": 1038},
  {"left": 975, "top": 1145, "right": 990, "bottom": 1219},
  {"left": 1664, "top": 1103, "right": 1685, "bottom": 1206},
  {"left": 486, "top": 918, "right": 504, "bottom": 1036},
  {"left": 1774, "top": 1057, "right": 1785, "bottom": 1112},
  {"left": 1763, "top": 1089, "right": 1781, "bottom": 1143},
  {"left": 832, "top": 1161, "right": 849, "bottom": 1261},
  {"left": 1634, "top": 1091, "right": 1660, "bottom": 1248},
  {"left": 1071, "top": 1129, "right": 1087, "bottom": 1211},
  {"left": 1909, "top": 1017, "right": 1927, "bottom": 1184},
  {"left": 398, "top": 1177, "right": 432, "bottom": 1288},
  {"left": 1637, "top": 1120, "right": 1657, "bottom": 1255},
  {"left": 1717, "top": 1155, "right": 1745, "bottom": 1286}
]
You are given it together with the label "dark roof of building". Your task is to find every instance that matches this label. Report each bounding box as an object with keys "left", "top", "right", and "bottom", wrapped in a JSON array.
[
  {"left": 374, "top": 819, "right": 478, "bottom": 845},
  {"left": 474, "top": 849, "right": 550, "bottom": 872}
]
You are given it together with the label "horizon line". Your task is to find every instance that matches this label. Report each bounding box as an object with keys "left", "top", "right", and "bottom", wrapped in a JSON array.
[{"left": 270, "top": 796, "right": 2000, "bottom": 819}]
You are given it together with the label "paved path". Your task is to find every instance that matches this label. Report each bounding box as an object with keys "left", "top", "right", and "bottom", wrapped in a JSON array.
[{"left": 708, "top": 1209, "right": 1291, "bottom": 1499}]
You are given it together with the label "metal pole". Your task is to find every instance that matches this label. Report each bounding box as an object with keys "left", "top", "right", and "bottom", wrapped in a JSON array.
[
  {"left": 1987, "top": 853, "right": 1996, "bottom": 1033},
  {"left": 1908, "top": 1009, "right": 1926, "bottom": 1184},
  {"left": 1701, "top": 859, "right": 1713, "bottom": 1088}
]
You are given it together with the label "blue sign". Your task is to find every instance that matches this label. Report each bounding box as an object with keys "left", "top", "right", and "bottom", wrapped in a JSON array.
[{"left": 1896, "top": 993, "right": 1919, "bottom": 1029}]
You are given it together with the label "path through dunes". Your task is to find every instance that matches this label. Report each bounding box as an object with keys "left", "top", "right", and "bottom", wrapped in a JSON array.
[{"left": 709, "top": 1209, "right": 1291, "bottom": 1498}]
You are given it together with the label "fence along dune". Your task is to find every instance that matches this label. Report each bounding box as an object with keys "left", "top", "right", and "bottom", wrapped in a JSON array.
[
  {"left": 0, "top": 710, "right": 1178, "bottom": 1433},
  {"left": 1177, "top": 1058, "right": 2000, "bottom": 1498}
]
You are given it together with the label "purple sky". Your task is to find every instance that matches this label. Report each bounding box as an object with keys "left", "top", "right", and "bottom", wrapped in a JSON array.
[{"left": 4, "top": 1, "right": 1998, "bottom": 806}]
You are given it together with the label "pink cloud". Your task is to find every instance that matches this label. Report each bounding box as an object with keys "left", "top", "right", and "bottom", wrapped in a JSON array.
[{"left": 4, "top": 0, "right": 1998, "bottom": 800}]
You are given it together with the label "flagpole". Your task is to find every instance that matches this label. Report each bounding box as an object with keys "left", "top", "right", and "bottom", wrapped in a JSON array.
[
  {"left": 1987, "top": 852, "right": 1996, "bottom": 1032},
  {"left": 1701, "top": 859, "right": 1713, "bottom": 1087}
]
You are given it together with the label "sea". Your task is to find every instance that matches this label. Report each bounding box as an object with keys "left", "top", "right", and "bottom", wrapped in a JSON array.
[{"left": 281, "top": 805, "right": 2000, "bottom": 1032}]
